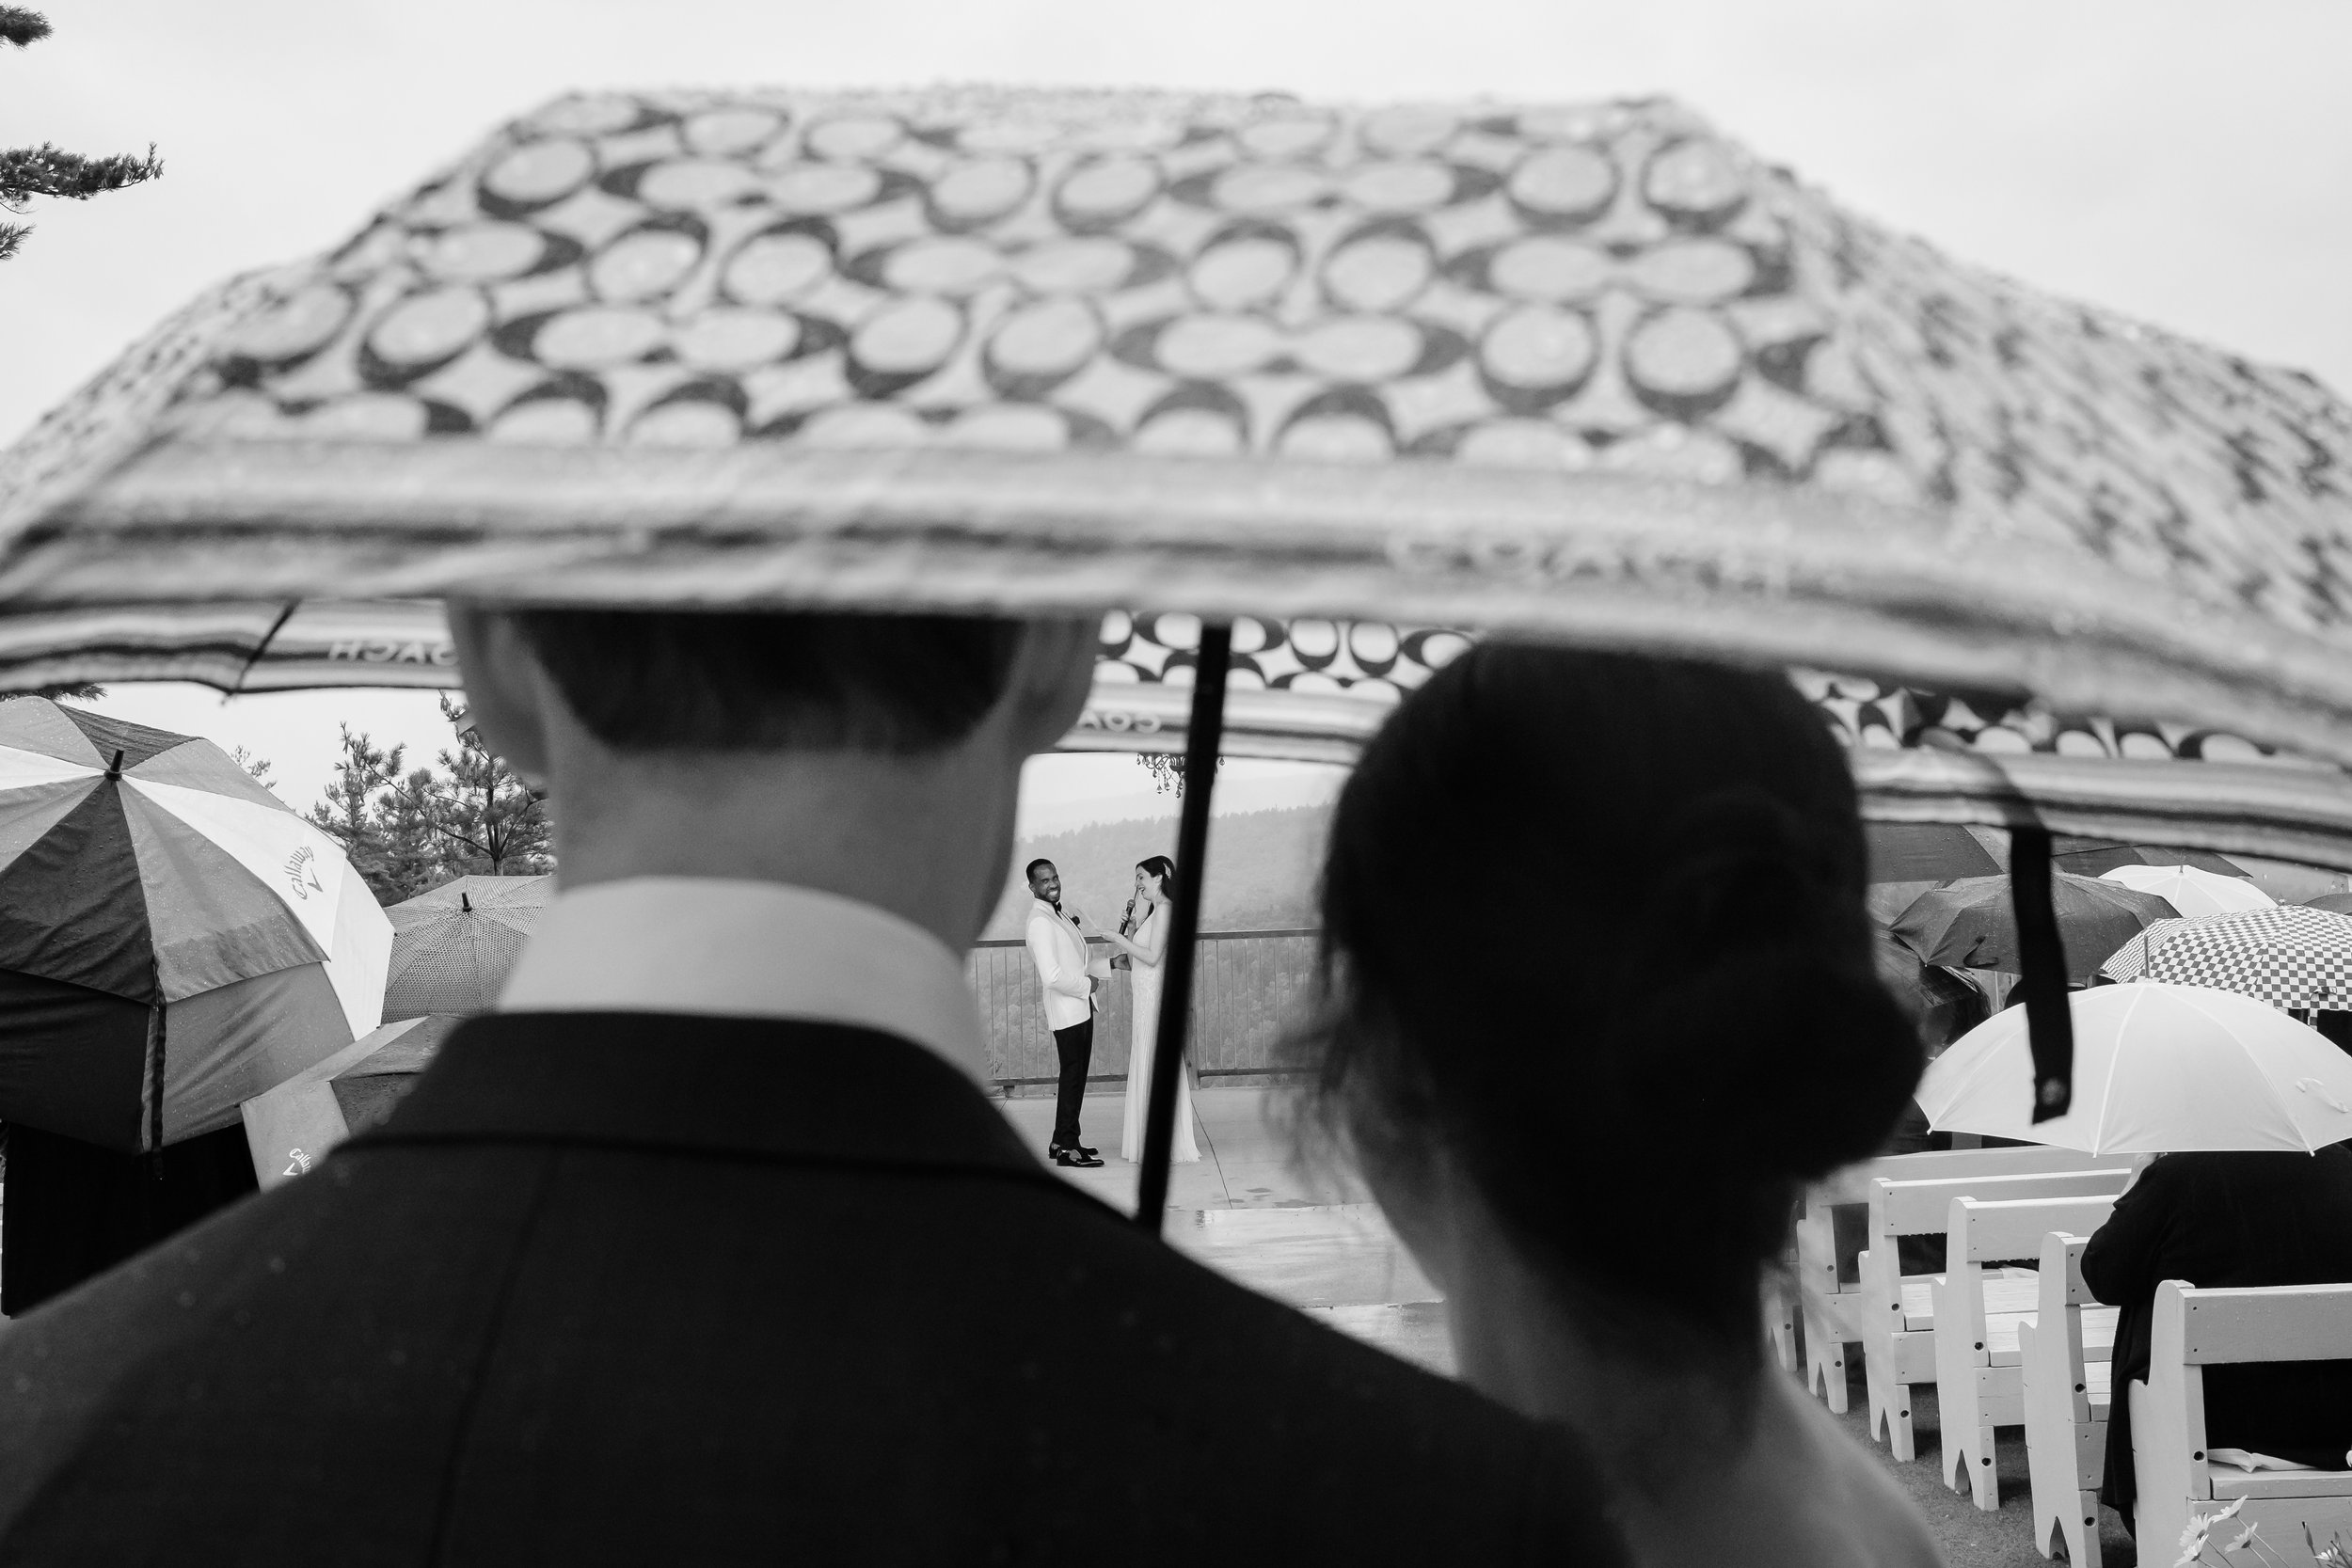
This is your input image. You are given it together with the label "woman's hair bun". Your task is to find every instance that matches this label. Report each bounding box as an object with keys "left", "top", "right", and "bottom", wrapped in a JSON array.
[
  {"left": 1632, "top": 945, "right": 1925, "bottom": 1184},
  {"left": 1624, "top": 784, "right": 1923, "bottom": 1181}
]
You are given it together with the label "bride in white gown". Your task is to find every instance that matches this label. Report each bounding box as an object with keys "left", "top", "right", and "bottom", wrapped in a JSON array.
[{"left": 1101, "top": 856, "right": 1200, "bottom": 1164}]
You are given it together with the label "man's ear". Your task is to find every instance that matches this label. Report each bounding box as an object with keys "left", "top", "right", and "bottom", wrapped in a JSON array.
[
  {"left": 997, "top": 616, "right": 1102, "bottom": 755},
  {"left": 444, "top": 602, "right": 556, "bottom": 783}
]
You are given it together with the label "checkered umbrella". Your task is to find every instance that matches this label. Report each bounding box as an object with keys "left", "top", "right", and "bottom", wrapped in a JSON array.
[{"left": 2099, "top": 904, "right": 2352, "bottom": 1009}]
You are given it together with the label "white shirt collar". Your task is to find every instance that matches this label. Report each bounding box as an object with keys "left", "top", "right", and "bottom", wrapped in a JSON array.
[{"left": 498, "top": 877, "right": 988, "bottom": 1085}]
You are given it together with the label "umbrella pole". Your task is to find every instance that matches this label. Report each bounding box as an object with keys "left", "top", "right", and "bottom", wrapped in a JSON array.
[
  {"left": 1133, "top": 623, "right": 1231, "bottom": 1234},
  {"left": 2009, "top": 826, "right": 2074, "bottom": 1121}
]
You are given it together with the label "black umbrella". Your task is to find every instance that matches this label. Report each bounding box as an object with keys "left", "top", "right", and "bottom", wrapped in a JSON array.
[
  {"left": 1867, "top": 822, "right": 2003, "bottom": 884},
  {"left": 1870, "top": 926, "right": 1986, "bottom": 1047},
  {"left": 2050, "top": 837, "right": 2249, "bottom": 879},
  {"left": 1892, "top": 872, "right": 2179, "bottom": 985},
  {"left": 2302, "top": 893, "right": 2352, "bottom": 917}
]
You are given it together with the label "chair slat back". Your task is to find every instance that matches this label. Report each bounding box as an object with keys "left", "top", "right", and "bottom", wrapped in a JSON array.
[
  {"left": 1951, "top": 1196, "right": 2120, "bottom": 1265},
  {"left": 1812, "top": 1144, "right": 2106, "bottom": 1205},
  {"left": 2040, "top": 1230, "right": 2097, "bottom": 1309},
  {"left": 2176, "top": 1283, "right": 2352, "bottom": 1365},
  {"left": 1872, "top": 1168, "right": 2131, "bottom": 1240}
]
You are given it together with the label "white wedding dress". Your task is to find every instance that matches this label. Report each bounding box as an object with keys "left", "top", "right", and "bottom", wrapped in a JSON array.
[{"left": 1120, "top": 904, "right": 1200, "bottom": 1164}]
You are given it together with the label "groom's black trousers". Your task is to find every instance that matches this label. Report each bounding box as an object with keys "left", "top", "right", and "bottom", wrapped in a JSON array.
[{"left": 1050, "top": 1016, "right": 1093, "bottom": 1148}]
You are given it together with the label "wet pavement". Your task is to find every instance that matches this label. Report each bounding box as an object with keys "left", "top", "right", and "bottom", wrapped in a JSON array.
[{"left": 995, "top": 1086, "right": 1454, "bottom": 1374}]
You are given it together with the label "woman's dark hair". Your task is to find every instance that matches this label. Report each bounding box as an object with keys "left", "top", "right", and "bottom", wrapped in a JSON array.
[
  {"left": 1136, "top": 855, "right": 1177, "bottom": 898},
  {"left": 1297, "top": 644, "right": 1921, "bottom": 1371}
]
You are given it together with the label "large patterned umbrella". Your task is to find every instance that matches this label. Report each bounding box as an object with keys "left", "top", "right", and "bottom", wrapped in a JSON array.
[
  {"left": 2099, "top": 904, "right": 2352, "bottom": 1009},
  {"left": 7, "top": 87, "right": 2352, "bottom": 1184},
  {"left": 0, "top": 698, "right": 391, "bottom": 1151}
]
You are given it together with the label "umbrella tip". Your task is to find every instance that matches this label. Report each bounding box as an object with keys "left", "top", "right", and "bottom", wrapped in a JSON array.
[
  {"left": 460, "top": 891, "right": 471, "bottom": 911},
  {"left": 103, "top": 748, "right": 124, "bottom": 780}
]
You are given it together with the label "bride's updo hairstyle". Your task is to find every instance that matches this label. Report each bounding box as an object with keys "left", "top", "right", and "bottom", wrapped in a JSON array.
[
  {"left": 1299, "top": 644, "right": 1923, "bottom": 1369},
  {"left": 1137, "top": 855, "right": 1177, "bottom": 898}
]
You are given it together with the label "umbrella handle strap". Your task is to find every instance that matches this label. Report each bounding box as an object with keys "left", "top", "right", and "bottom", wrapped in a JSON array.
[
  {"left": 2010, "top": 826, "right": 2075, "bottom": 1121},
  {"left": 1133, "top": 624, "right": 1231, "bottom": 1233}
]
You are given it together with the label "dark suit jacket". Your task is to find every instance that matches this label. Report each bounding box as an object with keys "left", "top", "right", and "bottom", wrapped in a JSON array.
[
  {"left": 2081, "top": 1147, "right": 2352, "bottom": 1526},
  {"left": 0, "top": 1014, "right": 1629, "bottom": 1565}
]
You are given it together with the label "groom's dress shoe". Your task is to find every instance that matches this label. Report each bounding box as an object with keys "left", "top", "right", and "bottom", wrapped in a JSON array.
[{"left": 1052, "top": 1147, "right": 1104, "bottom": 1168}]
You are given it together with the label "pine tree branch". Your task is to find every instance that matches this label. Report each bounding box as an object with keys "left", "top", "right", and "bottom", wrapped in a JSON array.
[
  {"left": 0, "top": 8, "right": 50, "bottom": 46},
  {"left": 0, "top": 223, "right": 26, "bottom": 261},
  {"left": 0, "top": 142, "right": 162, "bottom": 206}
]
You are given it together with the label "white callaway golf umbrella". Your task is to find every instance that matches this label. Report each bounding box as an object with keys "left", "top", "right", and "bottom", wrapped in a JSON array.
[{"left": 1915, "top": 983, "right": 2352, "bottom": 1155}]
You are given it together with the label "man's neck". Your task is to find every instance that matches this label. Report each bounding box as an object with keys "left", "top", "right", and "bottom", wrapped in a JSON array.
[{"left": 546, "top": 742, "right": 1021, "bottom": 955}]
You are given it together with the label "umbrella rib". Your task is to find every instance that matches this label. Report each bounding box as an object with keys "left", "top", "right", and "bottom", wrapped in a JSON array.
[
  {"left": 228, "top": 601, "right": 300, "bottom": 696},
  {"left": 2086, "top": 984, "right": 2139, "bottom": 1157}
]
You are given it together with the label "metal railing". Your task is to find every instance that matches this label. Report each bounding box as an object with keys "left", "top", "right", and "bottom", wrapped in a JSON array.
[{"left": 967, "top": 929, "right": 1320, "bottom": 1089}]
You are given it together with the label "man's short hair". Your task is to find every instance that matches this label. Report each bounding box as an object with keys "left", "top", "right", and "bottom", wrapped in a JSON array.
[
  {"left": 513, "top": 610, "right": 1027, "bottom": 754},
  {"left": 1025, "top": 859, "right": 1055, "bottom": 884}
]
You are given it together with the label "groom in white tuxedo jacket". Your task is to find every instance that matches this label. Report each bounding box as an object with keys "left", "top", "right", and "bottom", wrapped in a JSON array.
[{"left": 1025, "top": 859, "right": 1110, "bottom": 1167}]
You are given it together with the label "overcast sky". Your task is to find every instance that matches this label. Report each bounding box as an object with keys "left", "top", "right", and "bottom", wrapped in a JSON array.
[{"left": 8, "top": 0, "right": 2350, "bottom": 808}]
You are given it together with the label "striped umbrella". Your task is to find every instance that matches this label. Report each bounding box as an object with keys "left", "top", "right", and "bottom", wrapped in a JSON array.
[
  {"left": 384, "top": 874, "right": 552, "bottom": 1020},
  {"left": 2100, "top": 904, "right": 2352, "bottom": 1010},
  {"left": 10, "top": 88, "right": 2352, "bottom": 1191},
  {"left": 0, "top": 697, "right": 391, "bottom": 1151}
]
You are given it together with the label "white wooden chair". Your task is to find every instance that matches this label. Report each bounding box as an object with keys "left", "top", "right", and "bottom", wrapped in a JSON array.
[
  {"left": 1797, "top": 1145, "right": 2107, "bottom": 1413},
  {"left": 1934, "top": 1196, "right": 2120, "bottom": 1509},
  {"left": 1858, "top": 1165, "right": 2130, "bottom": 1461},
  {"left": 2019, "top": 1232, "right": 2112, "bottom": 1567},
  {"left": 1766, "top": 1272, "right": 1799, "bottom": 1373},
  {"left": 2134, "top": 1280, "right": 2352, "bottom": 1559}
]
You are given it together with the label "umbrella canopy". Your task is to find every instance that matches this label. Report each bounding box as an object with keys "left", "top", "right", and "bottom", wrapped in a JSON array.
[
  {"left": 1866, "top": 822, "right": 2001, "bottom": 884},
  {"left": 2097, "top": 863, "right": 2275, "bottom": 918},
  {"left": 1870, "top": 925, "right": 1983, "bottom": 1046},
  {"left": 0, "top": 697, "right": 391, "bottom": 1150},
  {"left": 2302, "top": 892, "right": 2352, "bottom": 917},
  {"left": 1916, "top": 984, "right": 2352, "bottom": 1154},
  {"left": 384, "top": 873, "right": 552, "bottom": 1019},
  {"left": 2050, "top": 836, "right": 2249, "bottom": 879},
  {"left": 240, "top": 1012, "right": 462, "bottom": 1186},
  {"left": 3, "top": 89, "right": 2352, "bottom": 861},
  {"left": 2100, "top": 904, "right": 2352, "bottom": 1010},
  {"left": 1890, "top": 872, "right": 2177, "bottom": 983}
]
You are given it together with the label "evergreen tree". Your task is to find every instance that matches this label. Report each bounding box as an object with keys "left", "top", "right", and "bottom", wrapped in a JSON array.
[
  {"left": 429, "top": 694, "right": 552, "bottom": 878},
  {"left": 228, "top": 745, "right": 274, "bottom": 792},
  {"left": 1, "top": 8, "right": 162, "bottom": 261},
  {"left": 374, "top": 767, "right": 446, "bottom": 901},
  {"left": 305, "top": 726, "right": 404, "bottom": 901}
]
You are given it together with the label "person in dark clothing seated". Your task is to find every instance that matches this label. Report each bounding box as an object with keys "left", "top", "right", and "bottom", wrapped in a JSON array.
[{"left": 2082, "top": 1147, "right": 2352, "bottom": 1534}]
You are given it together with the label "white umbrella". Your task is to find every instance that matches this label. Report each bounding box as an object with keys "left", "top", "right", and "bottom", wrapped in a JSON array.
[
  {"left": 1915, "top": 983, "right": 2352, "bottom": 1154},
  {"left": 2098, "top": 863, "right": 2275, "bottom": 919}
]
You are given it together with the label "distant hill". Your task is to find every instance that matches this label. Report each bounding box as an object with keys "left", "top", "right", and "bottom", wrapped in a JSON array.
[{"left": 981, "top": 803, "right": 1331, "bottom": 939}]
